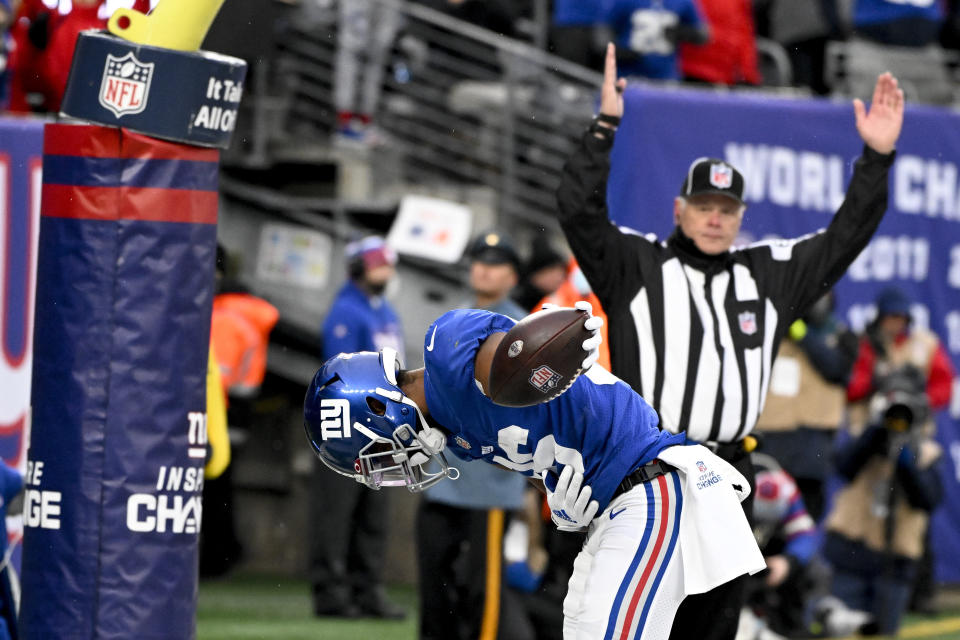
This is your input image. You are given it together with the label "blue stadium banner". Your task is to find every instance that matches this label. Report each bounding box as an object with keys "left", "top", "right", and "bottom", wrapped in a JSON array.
[
  {"left": 608, "top": 86, "right": 960, "bottom": 583},
  {"left": 20, "top": 123, "right": 218, "bottom": 639},
  {"left": 0, "top": 116, "right": 45, "bottom": 579},
  {"left": 0, "top": 117, "right": 42, "bottom": 472},
  {"left": 60, "top": 31, "right": 246, "bottom": 149}
]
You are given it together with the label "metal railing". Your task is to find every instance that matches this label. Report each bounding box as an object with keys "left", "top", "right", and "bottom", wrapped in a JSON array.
[{"left": 269, "top": 0, "right": 602, "bottom": 229}]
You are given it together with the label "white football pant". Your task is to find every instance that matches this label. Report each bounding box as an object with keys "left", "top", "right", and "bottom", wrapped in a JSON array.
[{"left": 563, "top": 471, "right": 686, "bottom": 640}]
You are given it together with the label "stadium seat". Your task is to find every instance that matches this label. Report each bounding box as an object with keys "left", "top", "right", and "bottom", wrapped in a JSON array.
[{"left": 826, "top": 38, "right": 960, "bottom": 105}]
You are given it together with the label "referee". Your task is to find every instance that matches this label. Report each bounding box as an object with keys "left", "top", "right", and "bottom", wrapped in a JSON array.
[{"left": 555, "top": 43, "right": 904, "bottom": 640}]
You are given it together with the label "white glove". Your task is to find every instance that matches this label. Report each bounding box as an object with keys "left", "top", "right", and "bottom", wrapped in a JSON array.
[
  {"left": 540, "top": 301, "right": 604, "bottom": 371},
  {"left": 574, "top": 300, "right": 604, "bottom": 371},
  {"left": 543, "top": 466, "right": 599, "bottom": 532}
]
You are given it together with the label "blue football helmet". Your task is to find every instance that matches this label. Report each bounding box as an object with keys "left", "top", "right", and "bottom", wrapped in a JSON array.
[{"left": 304, "top": 347, "right": 458, "bottom": 492}]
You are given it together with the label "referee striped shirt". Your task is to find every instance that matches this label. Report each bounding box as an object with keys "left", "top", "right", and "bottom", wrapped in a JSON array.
[{"left": 556, "top": 130, "right": 895, "bottom": 443}]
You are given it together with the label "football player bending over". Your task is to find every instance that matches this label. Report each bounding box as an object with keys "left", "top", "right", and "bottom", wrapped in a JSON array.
[{"left": 304, "top": 305, "right": 765, "bottom": 640}]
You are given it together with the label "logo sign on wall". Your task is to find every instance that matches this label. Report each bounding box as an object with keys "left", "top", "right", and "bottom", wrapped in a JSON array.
[
  {"left": 387, "top": 195, "right": 473, "bottom": 264},
  {"left": 256, "top": 224, "right": 333, "bottom": 290},
  {"left": 60, "top": 31, "right": 246, "bottom": 149}
]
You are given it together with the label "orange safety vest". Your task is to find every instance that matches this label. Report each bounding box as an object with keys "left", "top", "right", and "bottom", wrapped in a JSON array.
[{"left": 210, "top": 293, "right": 279, "bottom": 397}]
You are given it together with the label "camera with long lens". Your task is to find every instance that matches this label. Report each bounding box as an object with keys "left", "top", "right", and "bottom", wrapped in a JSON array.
[{"left": 870, "top": 365, "right": 930, "bottom": 431}]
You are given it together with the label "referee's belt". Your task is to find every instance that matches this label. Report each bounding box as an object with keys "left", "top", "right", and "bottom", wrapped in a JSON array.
[
  {"left": 701, "top": 434, "right": 759, "bottom": 462},
  {"left": 613, "top": 459, "right": 676, "bottom": 499}
]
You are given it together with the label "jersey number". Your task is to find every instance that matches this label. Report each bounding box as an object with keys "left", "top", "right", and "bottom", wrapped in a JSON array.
[
  {"left": 629, "top": 10, "right": 678, "bottom": 55},
  {"left": 492, "top": 425, "right": 585, "bottom": 475}
]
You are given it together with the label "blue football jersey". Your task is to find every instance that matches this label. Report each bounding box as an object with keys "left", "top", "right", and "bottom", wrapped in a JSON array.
[
  {"left": 604, "top": 0, "right": 705, "bottom": 80},
  {"left": 422, "top": 309, "right": 687, "bottom": 510}
]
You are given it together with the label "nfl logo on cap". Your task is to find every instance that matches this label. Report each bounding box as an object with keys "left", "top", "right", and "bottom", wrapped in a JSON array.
[
  {"left": 710, "top": 163, "right": 733, "bottom": 189},
  {"left": 681, "top": 157, "right": 745, "bottom": 204}
]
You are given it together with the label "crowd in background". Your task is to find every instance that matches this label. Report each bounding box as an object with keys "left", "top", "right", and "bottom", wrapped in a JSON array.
[
  {"left": 0, "top": 1, "right": 957, "bottom": 639},
  {"left": 4, "top": 0, "right": 960, "bottom": 118}
]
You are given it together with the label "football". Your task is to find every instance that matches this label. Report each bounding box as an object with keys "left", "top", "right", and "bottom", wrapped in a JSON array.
[{"left": 487, "top": 307, "right": 591, "bottom": 407}]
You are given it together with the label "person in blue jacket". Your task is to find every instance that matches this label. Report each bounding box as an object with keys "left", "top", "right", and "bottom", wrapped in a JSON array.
[
  {"left": 308, "top": 235, "right": 407, "bottom": 619},
  {"left": 416, "top": 232, "right": 533, "bottom": 640}
]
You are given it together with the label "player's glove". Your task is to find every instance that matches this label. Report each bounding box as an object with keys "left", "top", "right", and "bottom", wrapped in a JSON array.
[
  {"left": 543, "top": 466, "right": 599, "bottom": 532},
  {"left": 575, "top": 300, "right": 604, "bottom": 372},
  {"left": 540, "top": 301, "right": 604, "bottom": 371}
]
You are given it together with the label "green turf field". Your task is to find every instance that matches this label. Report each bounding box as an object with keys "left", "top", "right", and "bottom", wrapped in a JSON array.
[
  {"left": 197, "top": 573, "right": 418, "bottom": 640},
  {"left": 197, "top": 572, "right": 960, "bottom": 640}
]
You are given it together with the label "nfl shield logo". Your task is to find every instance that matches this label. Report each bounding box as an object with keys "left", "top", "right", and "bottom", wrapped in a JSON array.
[
  {"left": 529, "top": 365, "right": 562, "bottom": 393},
  {"left": 738, "top": 311, "right": 757, "bottom": 335},
  {"left": 697, "top": 460, "right": 707, "bottom": 473},
  {"left": 709, "top": 163, "right": 733, "bottom": 189},
  {"left": 99, "top": 52, "right": 154, "bottom": 117}
]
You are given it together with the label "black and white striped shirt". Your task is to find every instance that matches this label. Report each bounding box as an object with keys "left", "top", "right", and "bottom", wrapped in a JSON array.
[{"left": 556, "top": 131, "right": 894, "bottom": 443}]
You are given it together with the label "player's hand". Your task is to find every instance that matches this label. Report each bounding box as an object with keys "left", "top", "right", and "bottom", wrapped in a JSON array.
[
  {"left": 854, "top": 72, "right": 904, "bottom": 155},
  {"left": 543, "top": 466, "right": 599, "bottom": 532},
  {"left": 765, "top": 554, "right": 791, "bottom": 587},
  {"left": 600, "top": 42, "right": 626, "bottom": 120},
  {"left": 575, "top": 300, "right": 604, "bottom": 371}
]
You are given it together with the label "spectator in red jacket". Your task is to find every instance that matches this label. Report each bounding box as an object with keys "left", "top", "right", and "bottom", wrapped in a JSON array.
[
  {"left": 679, "top": 0, "right": 761, "bottom": 85},
  {"left": 7, "top": 0, "right": 153, "bottom": 113}
]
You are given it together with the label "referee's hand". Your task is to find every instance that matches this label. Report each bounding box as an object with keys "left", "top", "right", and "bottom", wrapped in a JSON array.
[
  {"left": 854, "top": 72, "right": 904, "bottom": 155},
  {"left": 600, "top": 43, "right": 626, "bottom": 120}
]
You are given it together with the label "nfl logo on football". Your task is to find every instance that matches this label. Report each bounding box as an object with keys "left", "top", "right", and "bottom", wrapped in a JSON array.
[
  {"left": 709, "top": 163, "right": 733, "bottom": 189},
  {"left": 99, "top": 52, "right": 154, "bottom": 117},
  {"left": 529, "top": 365, "right": 562, "bottom": 393}
]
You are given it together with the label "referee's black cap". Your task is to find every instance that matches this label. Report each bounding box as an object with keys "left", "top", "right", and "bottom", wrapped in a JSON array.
[{"left": 680, "top": 157, "right": 745, "bottom": 205}]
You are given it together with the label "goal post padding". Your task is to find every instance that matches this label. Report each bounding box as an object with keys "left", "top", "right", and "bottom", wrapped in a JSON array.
[{"left": 20, "top": 122, "right": 218, "bottom": 639}]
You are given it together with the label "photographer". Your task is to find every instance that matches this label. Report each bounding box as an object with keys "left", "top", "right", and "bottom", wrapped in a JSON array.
[
  {"left": 743, "top": 453, "right": 819, "bottom": 638},
  {"left": 846, "top": 287, "right": 954, "bottom": 435},
  {"left": 822, "top": 369, "right": 944, "bottom": 636}
]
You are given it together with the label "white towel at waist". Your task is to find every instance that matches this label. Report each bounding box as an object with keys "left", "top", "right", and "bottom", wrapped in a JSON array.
[{"left": 656, "top": 444, "right": 766, "bottom": 595}]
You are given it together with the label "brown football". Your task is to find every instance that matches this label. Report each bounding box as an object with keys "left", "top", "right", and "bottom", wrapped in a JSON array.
[{"left": 488, "top": 307, "right": 591, "bottom": 407}]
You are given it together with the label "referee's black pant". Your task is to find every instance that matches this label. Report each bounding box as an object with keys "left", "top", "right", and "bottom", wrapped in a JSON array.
[{"left": 668, "top": 452, "right": 756, "bottom": 640}]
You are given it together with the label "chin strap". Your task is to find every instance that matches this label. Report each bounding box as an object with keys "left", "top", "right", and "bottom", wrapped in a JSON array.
[
  {"left": 417, "top": 426, "right": 447, "bottom": 456},
  {"left": 375, "top": 387, "right": 447, "bottom": 455}
]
